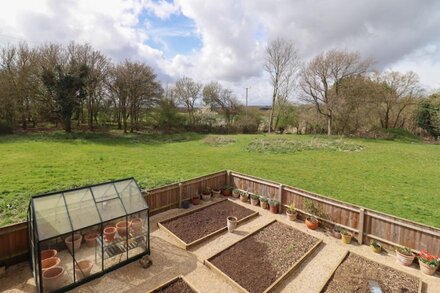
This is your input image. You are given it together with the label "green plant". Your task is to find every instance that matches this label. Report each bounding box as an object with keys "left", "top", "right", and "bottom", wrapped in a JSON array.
[
  {"left": 370, "top": 239, "right": 381, "bottom": 248},
  {"left": 418, "top": 250, "right": 439, "bottom": 267},
  {"left": 287, "top": 203, "right": 296, "bottom": 213},
  {"left": 240, "top": 191, "right": 249, "bottom": 197},
  {"left": 303, "top": 199, "right": 327, "bottom": 219},
  {"left": 269, "top": 199, "right": 280, "bottom": 206},
  {"left": 223, "top": 185, "right": 233, "bottom": 191},
  {"left": 259, "top": 196, "right": 268, "bottom": 203},
  {"left": 250, "top": 194, "right": 259, "bottom": 200},
  {"left": 340, "top": 229, "right": 351, "bottom": 236},
  {"left": 397, "top": 247, "right": 413, "bottom": 256},
  {"left": 333, "top": 225, "right": 342, "bottom": 232}
]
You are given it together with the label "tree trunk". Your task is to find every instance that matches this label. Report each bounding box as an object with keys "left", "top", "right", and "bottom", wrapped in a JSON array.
[
  {"left": 327, "top": 115, "right": 332, "bottom": 135},
  {"left": 268, "top": 90, "right": 277, "bottom": 133},
  {"left": 64, "top": 118, "right": 72, "bottom": 133}
]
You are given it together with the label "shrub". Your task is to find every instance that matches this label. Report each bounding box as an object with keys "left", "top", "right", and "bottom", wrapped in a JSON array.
[{"left": 0, "top": 121, "right": 13, "bottom": 135}]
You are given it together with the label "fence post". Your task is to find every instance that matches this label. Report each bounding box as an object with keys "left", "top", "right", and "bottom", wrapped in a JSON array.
[
  {"left": 178, "top": 183, "right": 183, "bottom": 208},
  {"left": 279, "top": 184, "right": 284, "bottom": 214},
  {"left": 358, "top": 208, "right": 365, "bottom": 244},
  {"left": 227, "top": 170, "right": 231, "bottom": 187}
]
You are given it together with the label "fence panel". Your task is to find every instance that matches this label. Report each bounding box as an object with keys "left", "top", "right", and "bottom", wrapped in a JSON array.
[{"left": 0, "top": 222, "right": 28, "bottom": 266}]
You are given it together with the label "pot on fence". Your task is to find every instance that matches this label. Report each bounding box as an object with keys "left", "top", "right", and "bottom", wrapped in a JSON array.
[
  {"left": 222, "top": 187, "right": 232, "bottom": 197},
  {"left": 43, "top": 266, "right": 65, "bottom": 291},
  {"left": 201, "top": 191, "right": 211, "bottom": 201},
  {"left": 104, "top": 226, "right": 117, "bottom": 242},
  {"left": 260, "top": 198, "right": 269, "bottom": 209},
  {"left": 42, "top": 257, "right": 61, "bottom": 272},
  {"left": 286, "top": 210, "right": 297, "bottom": 221},
  {"left": 227, "top": 216, "right": 238, "bottom": 232},
  {"left": 396, "top": 248, "right": 415, "bottom": 266},
  {"left": 240, "top": 193, "right": 249, "bottom": 203},
  {"left": 250, "top": 195, "right": 259, "bottom": 206},
  {"left": 65, "top": 234, "right": 82, "bottom": 253},
  {"left": 192, "top": 196, "right": 200, "bottom": 205},
  {"left": 370, "top": 240, "right": 382, "bottom": 254},
  {"left": 332, "top": 228, "right": 342, "bottom": 239},
  {"left": 232, "top": 189, "right": 240, "bottom": 198},
  {"left": 419, "top": 261, "right": 439, "bottom": 275},
  {"left": 212, "top": 189, "right": 222, "bottom": 198},
  {"left": 74, "top": 259, "right": 94, "bottom": 280},
  {"left": 305, "top": 217, "right": 319, "bottom": 230},
  {"left": 131, "top": 218, "right": 143, "bottom": 235},
  {"left": 116, "top": 221, "right": 132, "bottom": 237},
  {"left": 41, "top": 249, "right": 57, "bottom": 261},
  {"left": 340, "top": 231, "right": 352, "bottom": 244},
  {"left": 181, "top": 200, "right": 190, "bottom": 209},
  {"left": 84, "top": 232, "right": 99, "bottom": 247},
  {"left": 269, "top": 200, "right": 280, "bottom": 214}
]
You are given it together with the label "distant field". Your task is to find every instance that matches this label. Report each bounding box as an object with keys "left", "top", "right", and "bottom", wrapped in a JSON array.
[{"left": 0, "top": 131, "right": 439, "bottom": 228}]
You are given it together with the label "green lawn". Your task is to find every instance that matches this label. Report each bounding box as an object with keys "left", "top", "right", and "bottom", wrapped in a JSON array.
[{"left": 0, "top": 131, "right": 439, "bottom": 228}]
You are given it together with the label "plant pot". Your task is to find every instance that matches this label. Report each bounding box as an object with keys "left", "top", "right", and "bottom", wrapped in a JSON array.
[
  {"left": 286, "top": 210, "right": 297, "bottom": 221},
  {"left": 227, "top": 216, "right": 238, "bottom": 233},
  {"left": 240, "top": 195, "right": 248, "bottom": 203},
  {"left": 131, "top": 218, "right": 143, "bottom": 235},
  {"left": 104, "top": 226, "right": 117, "bottom": 242},
  {"left": 74, "top": 259, "right": 94, "bottom": 280},
  {"left": 192, "top": 197, "right": 200, "bottom": 205},
  {"left": 232, "top": 189, "right": 240, "bottom": 198},
  {"left": 332, "top": 229, "right": 342, "bottom": 239},
  {"left": 181, "top": 200, "right": 190, "bottom": 209},
  {"left": 212, "top": 189, "right": 222, "bottom": 198},
  {"left": 84, "top": 232, "right": 99, "bottom": 247},
  {"left": 260, "top": 201, "right": 268, "bottom": 209},
  {"left": 42, "top": 257, "right": 61, "bottom": 272},
  {"left": 250, "top": 198, "right": 259, "bottom": 206},
  {"left": 269, "top": 204, "right": 279, "bottom": 214},
  {"left": 65, "top": 234, "right": 82, "bottom": 253},
  {"left": 305, "top": 217, "right": 319, "bottom": 230},
  {"left": 201, "top": 192, "right": 211, "bottom": 201},
  {"left": 222, "top": 189, "right": 231, "bottom": 197},
  {"left": 41, "top": 249, "right": 57, "bottom": 261},
  {"left": 419, "top": 260, "right": 439, "bottom": 275},
  {"left": 116, "top": 221, "right": 132, "bottom": 237},
  {"left": 43, "top": 266, "right": 65, "bottom": 291},
  {"left": 396, "top": 250, "right": 415, "bottom": 266},
  {"left": 341, "top": 233, "right": 352, "bottom": 244},
  {"left": 371, "top": 245, "right": 382, "bottom": 254}
]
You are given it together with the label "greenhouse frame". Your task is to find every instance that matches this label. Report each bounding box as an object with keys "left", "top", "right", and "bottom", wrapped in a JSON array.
[{"left": 27, "top": 177, "right": 150, "bottom": 293}]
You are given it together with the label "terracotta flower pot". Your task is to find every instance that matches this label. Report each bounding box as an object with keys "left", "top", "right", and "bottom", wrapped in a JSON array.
[
  {"left": 227, "top": 216, "right": 238, "bottom": 233},
  {"left": 65, "top": 234, "right": 82, "bottom": 253},
  {"left": 222, "top": 189, "right": 232, "bottom": 196},
  {"left": 260, "top": 201, "right": 268, "bottom": 209},
  {"left": 43, "top": 266, "right": 65, "bottom": 290},
  {"left": 232, "top": 189, "right": 240, "bottom": 198},
  {"left": 201, "top": 192, "right": 211, "bottom": 201},
  {"left": 41, "top": 249, "right": 57, "bottom": 261},
  {"left": 305, "top": 217, "right": 319, "bottom": 230},
  {"left": 84, "top": 232, "right": 99, "bottom": 247},
  {"left": 269, "top": 204, "right": 279, "bottom": 214},
  {"left": 74, "top": 259, "right": 94, "bottom": 280},
  {"left": 42, "top": 257, "right": 61, "bottom": 272},
  {"left": 240, "top": 194, "right": 248, "bottom": 202},
  {"left": 192, "top": 196, "right": 200, "bottom": 205},
  {"left": 212, "top": 189, "right": 222, "bottom": 198},
  {"left": 104, "top": 226, "right": 117, "bottom": 242},
  {"left": 341, "top": 233, "right": 352, "bottom": 244},
  {"left": 419, "top": 260, "right": 439, "bottom": 275},
  {"left": 286, "top": 210, "right": 297, "bottom": 221},
  {"left": 250, "top": 198, "right": 259, "bottom": 206},
  {"left": 396, "top": 250, "right": 415, "bottom": 266},
  {"left": 116, "top": 221, "right": 132, "bottom": 237},
  {"left": 131, "top": 218, "right": 143, "bottom": 235}
]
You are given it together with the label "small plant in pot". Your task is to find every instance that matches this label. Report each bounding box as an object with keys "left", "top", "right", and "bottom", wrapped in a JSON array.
[
  {"left": 212, "top": 188, "right": 222, "bottom": 198},
  {"left": 269, "top": 199, "right": 280, "bottom": 214},
  {"left": 418, "top": 250, "right": 439, "bottom": 275},
  {"left": 370, "top": 239, "right": 382, "bottom": 253},
  {"left": 286, "top": 203, "right": 297, "bottom": 221},
  {"left": 222, "top": 185, "right": 232, "bottom": 196},
  {"left": 232, "top": 188, "right": 240, "bottom": 198},
  {"left": 259, "top": 196, "right": 269, "bottom": 209},
  {"left": 340, "top": 229, "right": 352, "bottom": 244},
  {"left": 240, "top": 191, "right": 249, "bottom": 203},
  {"left": 305, "top": 216, "right": 319, "bottom": 230},
  {"left": 332, "top": 225, "right": 342, "bottom": 239},
  {"left": 250, "top": 194, "right": 259, "bottom": 206},
  {"left": 396, "top": 246, "right": 415, "bottom": 266},
  {"left": 201, "top": 187, "right": 211, "bottom": 201},
  {"left": 192, "top": 195, "right": 201, "bottom": 205}
]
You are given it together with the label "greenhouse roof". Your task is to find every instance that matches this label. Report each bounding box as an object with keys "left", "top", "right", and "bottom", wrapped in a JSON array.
[{"left": 29, "top": 178, "right": 148, "bottom": 241}]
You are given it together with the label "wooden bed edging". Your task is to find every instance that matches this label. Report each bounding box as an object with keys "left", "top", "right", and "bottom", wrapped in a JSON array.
[
  {"left": 204, "top": 220, "right": 322, "bottom": 293},
  {"left": 318, "top": 251, "right": 423, "bottom": 293},
  {"left": 157, "top": 199, "right": 259, "bottom": 250},
  {"left": 146, "top": 275, "right": 199, "bottom": 293}
]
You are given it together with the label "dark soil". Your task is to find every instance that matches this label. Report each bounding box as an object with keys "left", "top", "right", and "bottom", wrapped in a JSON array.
[
  {"left": 209, "top": 221, "right": 320, "bottom": 293},
  {"left": 323, "top": 253, "right": 420, "bottom": 293},
  {"left": 161, "top": 200, "right": 256, "bottom": 244},
  {"left": 154, "top": 278, "right": 194, "bottom": 293}
]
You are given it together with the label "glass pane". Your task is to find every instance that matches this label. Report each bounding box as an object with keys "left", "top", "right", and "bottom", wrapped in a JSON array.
[
  {"left": 96, "top": 197, "right": 126, "bottom": 222},
  {"left": 64, "top": 189, "right": 101, "bottom": 230},
  {"left": 115, "top": 179, "right": 148, "bottom": 214},
  {"left": 91, "top": 184, "right": 119, "bottom": 202},
  {"left": 33, "top": 194, "right": 72, "bottom": 241}
]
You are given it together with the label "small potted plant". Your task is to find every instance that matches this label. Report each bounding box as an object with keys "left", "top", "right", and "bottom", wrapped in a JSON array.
[
  {"left": 370, "top": 239, "right": 382, "bottom": 253},
  {"left": 259, "top": 196, "right": 269, "bottom": 209},
  {"left": 212, "top": 188, "right": 222, "bottom": 198},
  {"left": 305, "top": 216, "right": 319, "bottom": 230},
  {"left": 396, "top": 246, "right": 415, "bottom": 266},
  {"left": 250, "top": 194, "right": 259, "bottom": 206},
  {"left": 192, "top": 194, "right": 200, "bottom": 205},
  {"left": 286, "top": 203, "right": 297, "bottom": 221},
  {"left": 201, "top": 188, "right": 211, "bottom": 201},
  {"left": 418, "top": 250, "right": 439, "bottom": 275},
  {"left": 340, "top": 229, "right": 352, "bottom": 244},
  {"left": 332, "top": 225, "right": 342, "bottom": 239},
  {"left": 269, "top": 199, "right": 280, "bottom": 214},
  {"left": 240, "top": 191, "right": 249, "bottom": 203},
  {"left": 232, "top": 188, "right": 240, "bottom": 198},
  {"left": 222, "top": 185, "right": 232, "bottom": 196}
]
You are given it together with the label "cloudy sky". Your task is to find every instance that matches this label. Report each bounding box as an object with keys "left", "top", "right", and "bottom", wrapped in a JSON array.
[{"left": 1, "top": 0, "right": 439, "bottom": 105}]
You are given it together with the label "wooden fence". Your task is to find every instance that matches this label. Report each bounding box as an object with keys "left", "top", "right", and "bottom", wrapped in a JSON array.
[{"left": 1, "top": 169, "right": 439, "bottom": 266}]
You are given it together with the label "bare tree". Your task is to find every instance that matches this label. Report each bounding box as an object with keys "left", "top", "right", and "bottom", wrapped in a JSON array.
[
  {"left": 202, "top": 81, "right": 241, "bottom": 126},
  {"left": 174, "top": 77, "right": 202, "bottom": 125},
  {"left": 264, "top": 37, "right": 300, "bottom": 133},
  {"left": 300, "top": 49, "right": 372, "bottom": 135}
]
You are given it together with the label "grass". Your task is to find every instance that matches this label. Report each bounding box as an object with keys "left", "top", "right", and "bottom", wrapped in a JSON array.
[{"left": 0, "top": 131, "right": 439, "bottom": 228}]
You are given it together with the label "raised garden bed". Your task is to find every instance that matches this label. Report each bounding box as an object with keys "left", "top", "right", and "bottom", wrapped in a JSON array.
[
  {"left": 148, "top": 276, "right": 198, "bottom": 293},
  {"left": 321, "top": 252, "right": 422, "bottom": 293},
  {"left": 204, "top": 220, "right": 322, "bottom": 293},
  {"left": 158, "top": 199, "right": 258, "bottom": 249}
]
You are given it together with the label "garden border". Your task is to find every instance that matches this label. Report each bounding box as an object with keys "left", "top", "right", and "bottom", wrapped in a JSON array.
[
  {"left": 157, "top": 198, "right": 259, "bottom": 250},
  {"left": 203, "top": 220, "right": 322, "bottom": 293},
  {"left": 146, "top": 275, "right": 199, "bottom": 293}
]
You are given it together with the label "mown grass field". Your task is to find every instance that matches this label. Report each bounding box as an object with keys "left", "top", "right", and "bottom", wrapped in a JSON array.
[{"left": 0, "top": 131, "right": 439, "bottom": 228}]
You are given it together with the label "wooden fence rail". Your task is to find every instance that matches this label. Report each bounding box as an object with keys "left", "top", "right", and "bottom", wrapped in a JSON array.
[{"left": 1, "top": 169, "right": 439, "bottom": 266}]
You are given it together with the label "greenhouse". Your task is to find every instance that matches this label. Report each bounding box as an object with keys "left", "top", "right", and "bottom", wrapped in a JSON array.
[{"left": 27, "top": 178, "right": 150, "bottom": 293}]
